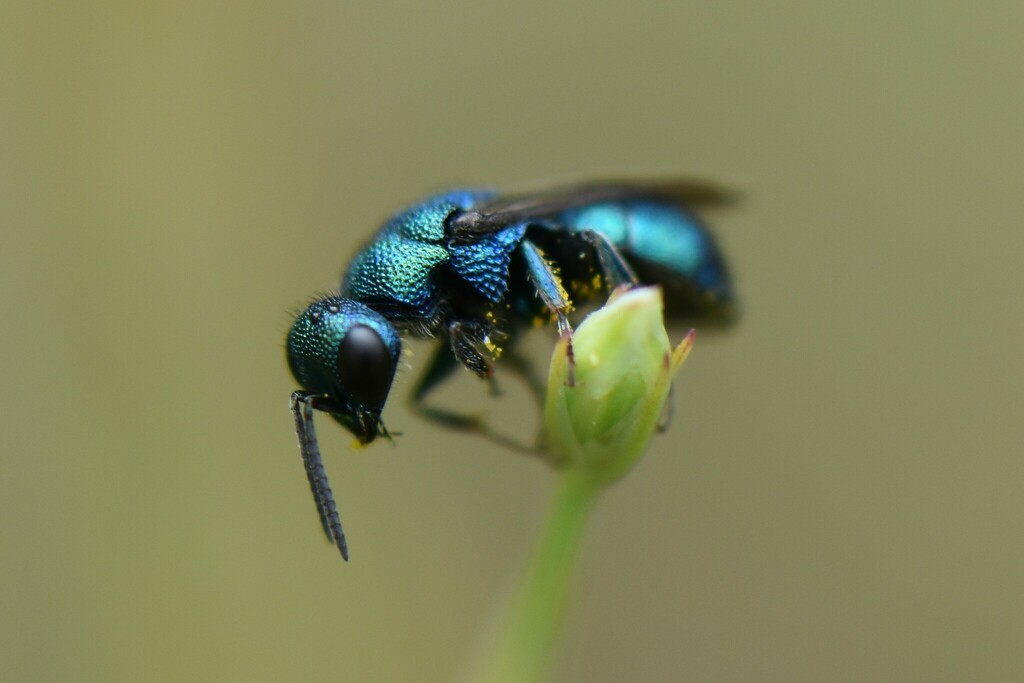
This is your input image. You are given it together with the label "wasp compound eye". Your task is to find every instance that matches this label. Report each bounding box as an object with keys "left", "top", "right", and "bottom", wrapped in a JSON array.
[{"left": 337, "top": 325, "right": 394, "bottom": 405}]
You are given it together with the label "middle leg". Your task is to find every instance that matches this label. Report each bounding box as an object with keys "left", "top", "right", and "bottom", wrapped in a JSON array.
[{"left": 519, "top": 239, "right": 577, "bottom": 385}]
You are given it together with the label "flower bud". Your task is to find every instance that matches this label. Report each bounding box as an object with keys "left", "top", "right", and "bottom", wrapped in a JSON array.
[{"left": 543, "top": 287, "right": 694, "bottom": 483}]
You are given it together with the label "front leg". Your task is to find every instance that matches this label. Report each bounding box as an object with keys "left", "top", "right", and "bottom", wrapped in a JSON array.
[
  {"left": 448, "top": 319, "right": 498, "bottom": 380},
  {"left": 408, "top": 328, "right": 538, "bottom": 455},
  {"left": 409, "top": 319, "right": 499, "bottom": 430},
  {"left": 410, "top": 339, "right": 483, "bottom": 431}
]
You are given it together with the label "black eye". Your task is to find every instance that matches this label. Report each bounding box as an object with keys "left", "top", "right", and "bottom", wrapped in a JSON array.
[{"left": 337, "top": 325, "right": 394, "bottom": 405}]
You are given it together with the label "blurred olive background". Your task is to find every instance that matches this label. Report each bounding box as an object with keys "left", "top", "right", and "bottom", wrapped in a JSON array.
[{"left": 3, "top": 2, "right": 1022, "bottom": 681}]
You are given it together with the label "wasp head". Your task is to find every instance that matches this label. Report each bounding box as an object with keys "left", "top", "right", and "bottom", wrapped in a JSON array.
[{"left": 287, "top": 297, "right": 401, "bottom": 444}]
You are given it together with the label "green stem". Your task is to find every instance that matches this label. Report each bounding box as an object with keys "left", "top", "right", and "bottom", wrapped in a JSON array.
[{"left": 475, "top": 471, "right": 603, "bottom": 683}]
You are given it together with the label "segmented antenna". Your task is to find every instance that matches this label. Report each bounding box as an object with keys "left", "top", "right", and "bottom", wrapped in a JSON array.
[{"left": 290, "top": 392, "right": 349, "bottom": 560}]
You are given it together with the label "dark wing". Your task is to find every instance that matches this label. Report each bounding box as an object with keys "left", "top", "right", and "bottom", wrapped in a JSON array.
[{"left": 448, "top": 178, "right": 735, "bottom": 241}]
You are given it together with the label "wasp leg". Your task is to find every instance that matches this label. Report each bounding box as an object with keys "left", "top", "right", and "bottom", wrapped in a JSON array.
[
  {"left": 410, "top": 325, "right": 497, "bottom": 427},
  {"left": 409, "top": 335, "right": 539, "bottom": 455},
  {"left": 577, "top": 229, "right": 640, "bottom": 290},
  {"left": 448, "top": 320, "right": 495, "bottom": 379},
  {"left": 412, "top": 338, "right": 459, "bottom": 404},
  {"left": 410, "top": 340, "right": 482, "bottom": 430},
  {"left": 519, "top": 239, "right": 576, "bottom": 386},
  {"left": 578, "top": 231, "right": 676, "bottom": 429},
  {"left": 290, "top": 391, "right": 349, "bottom": 561}
]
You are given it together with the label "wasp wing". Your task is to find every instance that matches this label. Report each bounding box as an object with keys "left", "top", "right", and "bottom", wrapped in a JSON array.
[{"left": 448, "top": 178, "right": 735, "bottom": 241}]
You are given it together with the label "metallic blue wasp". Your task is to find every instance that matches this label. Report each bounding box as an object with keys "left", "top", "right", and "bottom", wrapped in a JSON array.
[{"left": 287, "top": 180, "right": 735, "bottom": 559}]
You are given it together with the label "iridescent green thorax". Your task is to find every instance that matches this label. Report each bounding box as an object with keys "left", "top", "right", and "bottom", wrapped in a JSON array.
[{"left": 342, "top": 190, "right": 497, "bottom": 314}]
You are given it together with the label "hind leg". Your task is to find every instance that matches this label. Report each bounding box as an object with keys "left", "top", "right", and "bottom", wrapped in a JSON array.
[
  {"left": 579, "top": 230, "right": 683, "bottom": 430},
  {"left": 577, "top": 229, "right": 640, "bottom": 290}
]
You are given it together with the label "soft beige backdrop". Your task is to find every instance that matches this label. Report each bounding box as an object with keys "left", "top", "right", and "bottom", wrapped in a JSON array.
[{"left": 3, "top": 2, "right": 1022, "bottom": 681}]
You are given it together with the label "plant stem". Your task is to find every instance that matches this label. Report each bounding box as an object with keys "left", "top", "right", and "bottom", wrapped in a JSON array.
[{"left": 476, "top": 470, "right": 603, "bottom": 683}]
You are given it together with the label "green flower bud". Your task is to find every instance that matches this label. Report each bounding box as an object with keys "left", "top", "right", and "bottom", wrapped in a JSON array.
[{"left": 543, "top": 287, "right": 694, "bottom": 483}]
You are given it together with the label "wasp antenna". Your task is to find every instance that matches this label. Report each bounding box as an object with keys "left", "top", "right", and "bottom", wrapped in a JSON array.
[{"left": 290, "top": 392, "right": 350, "bottom": 561}]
